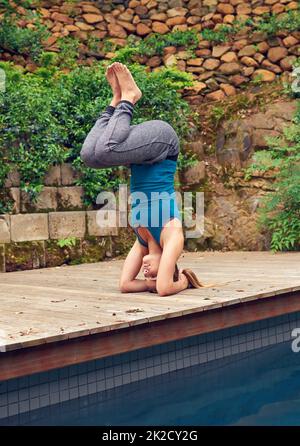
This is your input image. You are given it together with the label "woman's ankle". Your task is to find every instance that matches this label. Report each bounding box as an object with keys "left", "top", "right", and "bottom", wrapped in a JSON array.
[
  {"left": 110, "top": 97, "right": 121, "bottom": 107},
  {"left": 120, "top": 95, "right": 136, "bottom": 105},
  {"left": 119, "top": 99, "right": 134, "bottom": 107}
]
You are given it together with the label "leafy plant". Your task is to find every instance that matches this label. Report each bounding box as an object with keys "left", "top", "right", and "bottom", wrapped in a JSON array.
[
  {"left": 56, "top": 36, "right": 80, "bottom": 69},
  {"left": 210, "top": 106, "right": 226, "bottom": 127},
  {"left": 200, "top": 10, "right": 300, "bottom": 43},
  {"left": 0, "top": 0, "right": 38, "bottom": 14},
  {"left": 87, "top": 35, "right": 101, "bottom": 54},
  {"left": 38, "top": 51, "right": 58, "bottom": 69},
  {"left": 0, "top": 61, "right": 195, "bottom": 210},
  {"left": 110, "top": 29, "right": 199, "bottom": 63},
  {"left": 0, "top": 16, "right": 49, "bottom": 60},
  {"left": 57, "top": 237, "right": 77, "bottom": 248},
  {"left": 251, "top": 72, "right": 264, "bottom": 86},
  {"left": 0, "top": 62, "right": 69, "bottom": 200},
  {"left": 252, "top": 10, "right": 300, "bottom": 36},
  {"left": 201, "top": 25, "right": 235, "bottom": 43},
  {"left": 102, "top": 39, "right": 114, "bottom": 54}
]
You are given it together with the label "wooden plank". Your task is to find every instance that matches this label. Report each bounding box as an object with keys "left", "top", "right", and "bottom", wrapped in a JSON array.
[
  {"left": 0, "top": 251, "right": 299, "bottom": 352},
  {"left": 0, "top": 289, "right": 299, "bottom": 381}
]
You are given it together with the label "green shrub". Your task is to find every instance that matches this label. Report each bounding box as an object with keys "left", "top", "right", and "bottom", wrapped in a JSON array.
[
  {"left": 252, "top": 9, "right": 300, "bottom": 36},
  {"left": 55, "top": 36, "right": 80, "bottom": 69},
  {"left": 0, "top": 16, "right": 49, "bottom": 60},
  {"left": 0, "top": 0, "right": 38, "bottom": 13},
  {"left": 244, "top": 103, "right": 300, "bottom": 252},
  {"left": 57, "top": 237, "right": 77, "bottom": 248},
  {"left": 200, "top": 10, "right": 300, "bottom": 43},
  {"left": 0, "top": 61, "right": 195, "bottom": 211},
  {"left": 108, "top": 29, "right": 199, "bottom": 63},
  {"left": 0, "top": 1, "right": 49, "bottom": 60}
]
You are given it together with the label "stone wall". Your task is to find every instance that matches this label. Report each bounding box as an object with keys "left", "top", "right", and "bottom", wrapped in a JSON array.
[
  {"left": 1, "top": 0, "right": 299, "bottom": 102},
  {"left": 4, "top": 163, "right": 85, "bottom": 214},
  {"left": 0, "top": 162, "right": 136, "bottom": 272},
  {"left": 183, "top": 98, "right": 298, "bottom": 251}
]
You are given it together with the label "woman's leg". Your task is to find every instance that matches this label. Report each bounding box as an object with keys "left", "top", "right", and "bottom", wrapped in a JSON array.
[
  {"left": 80, "top": 103, "right": 116, "bottom": 168},
  {"left": 80, "top": 100, "right": 180, "bottom": 169}
]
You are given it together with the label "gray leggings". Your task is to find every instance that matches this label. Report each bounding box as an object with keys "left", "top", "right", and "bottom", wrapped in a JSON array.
[{"left": 80, "top": 100, "right": 180, "bottom": 168}]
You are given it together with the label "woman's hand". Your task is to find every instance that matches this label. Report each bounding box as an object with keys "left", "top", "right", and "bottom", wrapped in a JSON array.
[
  {"left": 178, "top": 269, "right": 189, "bottom": 290},
  {"left": 145, "top": 278, "right": 157, "bottom": 293}
]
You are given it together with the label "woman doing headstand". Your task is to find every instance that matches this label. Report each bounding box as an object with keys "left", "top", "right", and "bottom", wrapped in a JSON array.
[{"left": 80, "top": 62, "right": 203, "bottom": 296}]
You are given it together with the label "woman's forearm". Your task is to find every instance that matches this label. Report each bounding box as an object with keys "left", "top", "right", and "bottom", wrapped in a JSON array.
[
  {"left": 145, "top": 279, "right": 157, "bottom": 293},
  {"left": 120, "top": 279, "right": 149, "bottom": 293},
  {"left": 166, "top": 281, "right": 187, "bottom": 296},
  {"left": 157, "top": 278, "right": 188, "bottom": 296}
]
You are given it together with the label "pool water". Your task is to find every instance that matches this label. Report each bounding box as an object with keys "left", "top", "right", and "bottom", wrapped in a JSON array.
[{"left": 8, "top": 340, "right": 300, "bottom": 426}]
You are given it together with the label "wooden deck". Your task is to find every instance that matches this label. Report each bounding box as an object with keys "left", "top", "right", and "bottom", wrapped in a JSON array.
[{"left": 0, "top": 251, "right": 300, "bottom": 380}]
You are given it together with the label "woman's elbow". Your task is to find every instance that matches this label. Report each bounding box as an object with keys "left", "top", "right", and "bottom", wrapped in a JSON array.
[
  {"left": 156, "top": 283, "right": 172, "bottom": 297},
  {"left": 158, "top": 289, "right": 169, "bottom": 297},
  {"left": 119, "top": 280, "right": 130, "bottom": 293}
]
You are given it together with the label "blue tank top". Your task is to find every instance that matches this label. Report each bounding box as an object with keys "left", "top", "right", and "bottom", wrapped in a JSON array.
[{"left": 129, "top": 159, "right": 181, "bottom": 247}]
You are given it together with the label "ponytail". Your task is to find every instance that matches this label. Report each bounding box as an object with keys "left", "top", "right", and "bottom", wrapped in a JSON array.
[
  {"left": 173, "top": 263, "right": 205, "bottom": 288},
  {"left": 182, "top": 268, "right": 205, "bottom": 288}
]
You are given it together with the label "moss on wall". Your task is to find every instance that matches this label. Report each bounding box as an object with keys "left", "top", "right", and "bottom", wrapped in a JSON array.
[
  {"left": 5, "top": 241, "right": 45, "bottom": 272},
  {"left": 44, "top": 238, "right": 82, "bottom": 267}
]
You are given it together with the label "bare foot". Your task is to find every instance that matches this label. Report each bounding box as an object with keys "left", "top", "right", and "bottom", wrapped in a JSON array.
[
  {"left": 105, "top": 63, "right": 121, "bottom": 105},
  {"left": 111, "top": 62, "right": 142, "bottom": 105}
]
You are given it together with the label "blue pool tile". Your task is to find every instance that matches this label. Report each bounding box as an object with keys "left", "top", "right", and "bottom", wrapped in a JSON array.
[
  {"left": 18, "top": 400, "right": 29, "bottom": 414},
  {"left": 79, "top": 383, "right": 88, "bottom": 397}
]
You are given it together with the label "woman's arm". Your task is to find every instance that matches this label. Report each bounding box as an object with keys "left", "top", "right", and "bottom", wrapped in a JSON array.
[
  {"left": 156, "top": 230, "right": 188, "bottom": 296},
  {"left": 119, "top": 239, "right": 150, "bottom": 293}
]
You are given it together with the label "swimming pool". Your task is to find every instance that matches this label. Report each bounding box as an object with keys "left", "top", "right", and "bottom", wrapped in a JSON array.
[{"left": 1, "top": 311, "right": 300, "bottom": 426}]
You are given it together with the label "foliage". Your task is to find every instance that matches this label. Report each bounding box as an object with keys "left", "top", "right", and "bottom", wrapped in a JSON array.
[
  {"left": 244, "top": 103, "right": 300, "bottom": 252},
  {"left": 0, "top": 0, "right": 37, "bottom": 13},
  {"left": 251, "top": 72, "right": 264, "bottom": 85},
  {"left": 72, "top": 158, "right": 126, "bottom": 207},
  {"left": 0, "top": 15, "right": 49, "bottom": 60},
  {"left": 57, "top": 237, "right": 77, "bottom": 248},
  {"left": 201, "top": 21, "right": 245, "bottom": 43},
  {"left": 55, "top": 36, "right": 80, "bottom": 69},
  {"left": 210, "top": 106, "right": 226, "bottom": 127},
  {"left": 0, "top": 61, "right": 195, "bottom": 211},
  {"left": 200, "top": 10, "right": 300, "bottom": 43},
  {"left": 251, "top": 9, "right": 300, "bottom": 36},
  {"left": 0, "top": 62, "right": 69, "bottom": 206},
  {"left": 110, "top": 29, "right": 199, "bottom": 62},
  {"left": 87, "top": 35, "right": 101, "bottom": 54}
]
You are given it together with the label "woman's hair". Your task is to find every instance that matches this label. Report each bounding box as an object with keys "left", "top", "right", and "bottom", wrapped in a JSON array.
[
  {"left": 173, "top": 263, "right": 204, "bottom": 288},
  {"left": 173, "top": 263, "right": 180, "bottom": 281}
]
